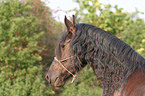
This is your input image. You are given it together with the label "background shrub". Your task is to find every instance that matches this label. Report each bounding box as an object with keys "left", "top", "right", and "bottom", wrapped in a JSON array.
[{"left": 0, "top": 0, "right": 59, "bottom": 95}]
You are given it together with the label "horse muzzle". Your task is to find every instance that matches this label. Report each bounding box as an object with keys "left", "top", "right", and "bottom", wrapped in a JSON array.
[{"left": 46, "top": 74, "right": 65, "bottom": 87}]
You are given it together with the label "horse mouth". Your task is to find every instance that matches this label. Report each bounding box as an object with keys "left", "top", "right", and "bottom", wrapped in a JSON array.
[{"left": 54, "top": 77, "right": 64, "bottom": 87}]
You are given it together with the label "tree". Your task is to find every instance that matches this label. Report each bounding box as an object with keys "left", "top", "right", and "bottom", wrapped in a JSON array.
[
  {"left": 0, "top": 0, "right": 56, "bottom": 95},
  {"left": 74, "top": 0, "right": 137, "bottom": 35},
  {"left": 121, "top": 18, "right": 145, "bottom": 56}
]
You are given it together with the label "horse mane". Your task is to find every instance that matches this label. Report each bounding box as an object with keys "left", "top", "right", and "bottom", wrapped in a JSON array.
[{"left": 69, "top": 23, "right": 145, "bottom": 95}]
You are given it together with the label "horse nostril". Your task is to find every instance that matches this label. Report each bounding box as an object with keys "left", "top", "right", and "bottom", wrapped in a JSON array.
[{"left": 46, "top": 74, "right": 51, "bottom": 83}]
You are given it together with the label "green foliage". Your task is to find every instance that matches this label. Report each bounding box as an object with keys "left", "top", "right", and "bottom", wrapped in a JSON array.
[
  {"left": 0, "top": 0, "right": 55, "bottom": 95},
  {"left": 0, "top": 66, "right": 55, "bottom": 96},
  {"left": 121, "top": 18, "right": 145, "bottom": 57},
  {"left": 74, "top": 0, "right": 138, "bottom": 35}
]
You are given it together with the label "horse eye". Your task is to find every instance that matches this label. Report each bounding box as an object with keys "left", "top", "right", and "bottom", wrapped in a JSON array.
[{"left": 61, "top": 45, "right": 65, "bottom": 48}]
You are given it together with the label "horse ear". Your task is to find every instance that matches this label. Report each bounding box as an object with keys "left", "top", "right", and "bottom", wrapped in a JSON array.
[
  {"left": 64, "top": 16, "right": 76, "bottom": 38},
  {"left": 72, "top": 15, "right": 78, "bottom": 25}
]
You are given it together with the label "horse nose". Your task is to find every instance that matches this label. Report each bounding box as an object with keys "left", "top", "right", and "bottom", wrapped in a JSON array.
[{"left": 46, "top": 74, "right": 51, "bottom": 83}]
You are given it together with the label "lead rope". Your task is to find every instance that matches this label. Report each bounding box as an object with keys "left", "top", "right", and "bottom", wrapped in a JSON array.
[{"left": 54, "top": 57, "right": 77, "bottom": 83}]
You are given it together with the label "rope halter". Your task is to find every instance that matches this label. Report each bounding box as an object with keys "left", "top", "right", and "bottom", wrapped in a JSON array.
[{"left": 54, "top": 56, "right": 77, "bottom": 83}]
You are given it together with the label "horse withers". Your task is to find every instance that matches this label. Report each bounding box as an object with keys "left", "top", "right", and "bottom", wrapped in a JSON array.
[{"left": 46, "top": 15, "right": 145, "bottom": 96}]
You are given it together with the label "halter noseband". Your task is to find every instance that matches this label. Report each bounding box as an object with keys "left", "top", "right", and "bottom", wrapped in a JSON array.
[{"left": 54, "top": 56, "right": 77, "bottom": 83}]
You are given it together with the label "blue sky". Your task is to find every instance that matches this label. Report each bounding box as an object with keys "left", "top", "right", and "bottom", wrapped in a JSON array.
[{"left": 43, "top": 0, "right": 145, "bottom": 22}]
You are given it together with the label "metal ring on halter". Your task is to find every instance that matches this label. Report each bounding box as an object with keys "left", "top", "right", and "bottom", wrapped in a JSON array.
[{"left": 54, "top": 56, "right": 77, "bottom": 83}]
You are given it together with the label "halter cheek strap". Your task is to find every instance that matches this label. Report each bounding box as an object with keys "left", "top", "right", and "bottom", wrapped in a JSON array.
[{"left": 54, "top": 56, "right": 77, "bottom": 83}]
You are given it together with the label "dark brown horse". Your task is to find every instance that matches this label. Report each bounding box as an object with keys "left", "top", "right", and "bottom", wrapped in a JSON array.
[{"left": 46, "top": 15, "right": 145, "bottom": 96}]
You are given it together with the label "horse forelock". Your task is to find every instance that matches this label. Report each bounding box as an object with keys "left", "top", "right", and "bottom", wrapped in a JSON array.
[
  {"left": 70, "top": 23, "right": 145, "bottom": 95},
  {"left": 55, "top": 32, "right": 68, "bottom": 59}
]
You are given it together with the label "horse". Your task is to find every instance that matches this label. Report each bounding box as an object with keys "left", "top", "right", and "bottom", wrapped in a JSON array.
[{"left": 46, "top": 15, "right": 145, "bottom": 96}]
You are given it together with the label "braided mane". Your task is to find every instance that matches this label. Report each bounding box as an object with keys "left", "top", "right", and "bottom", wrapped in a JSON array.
[{"left": 69, "top": 23, "right": 145, "bottom": 95}]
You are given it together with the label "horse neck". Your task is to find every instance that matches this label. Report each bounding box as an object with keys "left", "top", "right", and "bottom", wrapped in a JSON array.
[
  {"left": 86, "top": 29, "right": 145, "bottom": 95},
  {"left": 114, "top": 68, "right": 145, "bottom": 96}
]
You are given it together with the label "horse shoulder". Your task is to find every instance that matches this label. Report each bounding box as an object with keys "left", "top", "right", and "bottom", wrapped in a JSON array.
[
  {"left": 123, "top": 68, "right": 145, "bottom": 96},
  {"left": 114, "top": 68, "right": 145, "bottom": 96}
]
